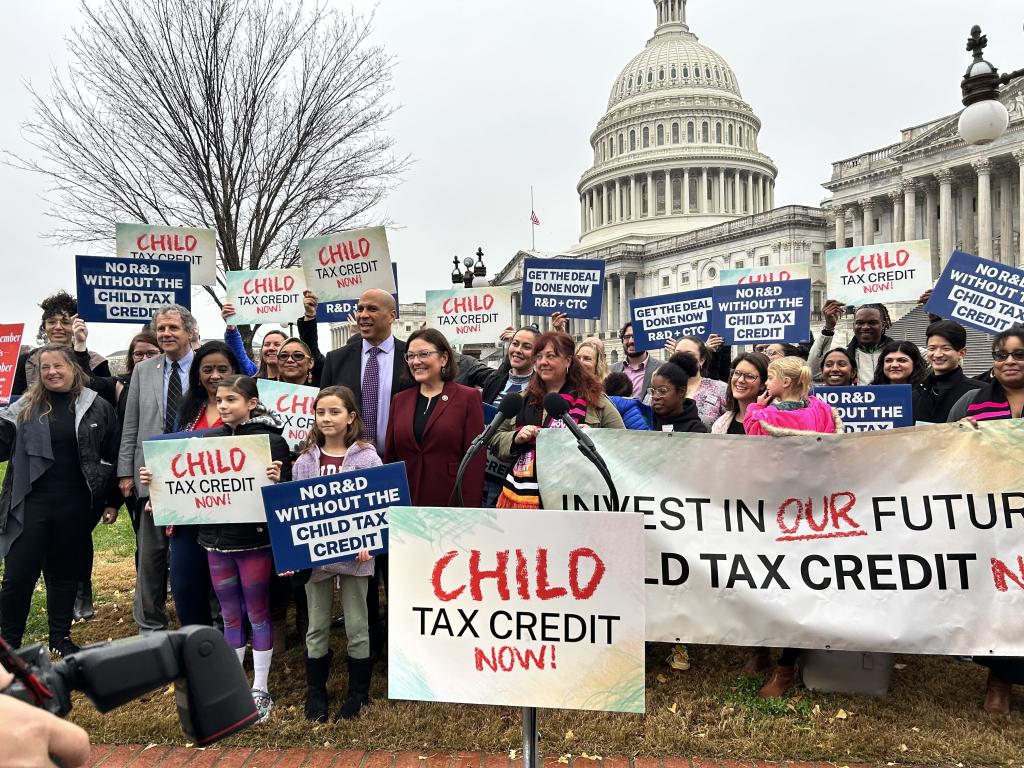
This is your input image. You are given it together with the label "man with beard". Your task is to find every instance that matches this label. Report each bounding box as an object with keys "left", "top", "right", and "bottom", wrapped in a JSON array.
[
  {"left": 809, "top": 300, "right": 894, "bottom": 384},
  {"left": 612, "top": 322, "right": 656, "bottom": 398}
]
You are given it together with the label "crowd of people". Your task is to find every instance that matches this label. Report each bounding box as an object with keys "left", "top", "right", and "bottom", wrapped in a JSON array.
[{"left": 0, "top": 286, "right": 1021, "bottom": 729}]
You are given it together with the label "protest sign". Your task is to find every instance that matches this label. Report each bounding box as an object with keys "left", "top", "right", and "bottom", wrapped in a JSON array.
[
  {"left": 825, "top": 239, "right": 931, "bottom": 306},
  {"left": 719, "top": 263, "right": 809, "bottom": 285},
  {"left": 814, "top": 385, "right": 914, "bottom": 432},
  {"left": 710, "top": 278, "right": 810, "bottom": 344},
  {"left": 144, "top": 434, "right": 273, "bottom": 525},
  {"left": 260, "top": 462, "right": 411, "bottom": 572},
  {"left": 925, "top": 250, "right": 1024, "bottom": 334},
  {"left": 520, "top": 258, "right": 605, "bottom": 320},
  {"left": 316, "top": 263, "right": 400, "bottom": 323},
  {"left": 258, "top": 379, "right": 318, "bottom": 452},
  {"left": 426, "top": 286, "right": 513, "bottom": 344},
  {"left": 300, "top": 226, "right": 396, "bottom": 303},
  {"left": 76, "top": 255, "right": 191, "bottom": 324},
  {"left": 537, "top": 424, "right": 1024, "bottom": 656},
  {"left": 0, "top": 323, "right": 24, "bottom": 404},
  {"left": 115, "top": 222, "right": 217, "bottom": 286},
  {"left": 628, "top": 289, "right": 714, "bottom": 352},
  {"left": 388, "top": 505, "right": 645, "bottom": 713},
  {"left": 226, "top": 268, "right": 306, "bottom": 326}
]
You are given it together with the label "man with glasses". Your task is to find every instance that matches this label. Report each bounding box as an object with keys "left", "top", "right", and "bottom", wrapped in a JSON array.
[
  {"left": 612, "top": 322, "right": 656, "bottom": 399},
  {"left": 12, "top": 291, "right": 110, "bottom": 398}
]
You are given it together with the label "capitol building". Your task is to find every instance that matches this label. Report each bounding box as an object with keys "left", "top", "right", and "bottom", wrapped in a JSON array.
[{"left": 492, "top": 0, "right": 1024, "bottom": 363}]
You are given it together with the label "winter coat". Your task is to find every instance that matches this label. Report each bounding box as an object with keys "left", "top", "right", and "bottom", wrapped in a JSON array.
[
  {"left": 608, "top": 396, "right": 652, "bottom": 430},
  {"left": 0, "top": 388, "right": 120, "bottom": 555},
  {"left": 743, "top": 396, "right": 843, "bottom": 436},
  {"left": 947, "top": 380, "right": 1024, "bottom": 423},
  {"left": 652, "top": 399, "right": 708, "bottom": 433},
  {"left": 916, "top": 368, "right": 985, "bottom": 424},
  {"left": 292, "top": 442, "right": 381, "bottom": 579},
  {"left": 808, "top": 331, "right": 896, "bottom": 384},
  {"left": 13, "top": 347, "right": 111, "bottom": 398},
  {"left": 196, "top": 413, "right": 292, "bottom": 552},
  {"left": 492, "top": 391, "right": 625, "bottom": 463}
]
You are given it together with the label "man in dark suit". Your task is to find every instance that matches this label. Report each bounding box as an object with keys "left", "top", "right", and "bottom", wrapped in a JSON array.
[
  {"left": 320, "top": 288, "right": 414, "bottom": 656},
  {"left": 117, "top": 304, "right": 197, "bottom": 632}
]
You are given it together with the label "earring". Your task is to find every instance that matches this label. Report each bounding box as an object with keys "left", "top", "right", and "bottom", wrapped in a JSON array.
[{"left": 306, "top": 371, "right": 312, "bottom": 383}]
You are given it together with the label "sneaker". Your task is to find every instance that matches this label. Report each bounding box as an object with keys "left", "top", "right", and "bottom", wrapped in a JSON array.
[
  {"left": 666, "top": 644, "right": 690, "bottom": 671},
  {"left": 251, "top": 688, "right": 273, "bottom": 723},
  {"left": 50, "top": 637, "right": 81, "bottom": 658}
]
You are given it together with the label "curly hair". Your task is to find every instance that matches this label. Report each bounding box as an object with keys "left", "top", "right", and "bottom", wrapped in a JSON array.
[
  {"left": 525, "top": 332, "right": 603, "bottom": 409},
  {"left": 37, "top": 290, "right": 78, "bottom": 338}
]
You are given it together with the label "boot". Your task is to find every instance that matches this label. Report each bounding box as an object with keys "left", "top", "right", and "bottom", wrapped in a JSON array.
[
  {"left": 73, "top": 581, "right": 94, "bottom": 621},
  {"left": 758, "top": 665, "right": 797, "bottom": 698},
  {"left": 272, "top": 620, "right": 287, "bottom": 653},
  {"left": 335, "top": 656, "right": 374, "bottom": 720},
  {"left": 304, "top": 652, "right": 332, "bottom": 723},
  {"left": 983, "top": 671, "right": 1011, "bottom": 716},
  {"left": 742, "top": 648, "right": 772, "bottom": 676}
]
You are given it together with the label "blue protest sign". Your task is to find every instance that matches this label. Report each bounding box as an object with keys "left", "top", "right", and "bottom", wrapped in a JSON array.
[
  {"left": 260, "top": 461, "right": 411, "bottom": 572},
  {"left": 710, "top": 278, "right": 811, "bottom": 344},
  {"left": 924, "top": 250, "right": 1024, "bottom": 334},
  {"left": 628, "top": 289, "right": 713, "bottom": 352},
  {"left": 317, "top": 263, "right": 399, "bottom": 322},
  {"left": 76, "top": 255, "right": 191, "bottom": 324},
  {"left": 813, "top": 385, "right": 914, "bottom": 432},
  {"left": 483, "top": 402, "right": 498, "bottom": 423},
  {"left": 520, "top": 258, "right": 605, "bottom": 320}
]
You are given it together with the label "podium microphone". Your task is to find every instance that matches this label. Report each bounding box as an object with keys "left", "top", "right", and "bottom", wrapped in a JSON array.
[
  {"left": 450, "top": 392, "right": 524, "bottom": 505},
  {"left": 542, "top": 393, "right": 620, "bottom": 512}
]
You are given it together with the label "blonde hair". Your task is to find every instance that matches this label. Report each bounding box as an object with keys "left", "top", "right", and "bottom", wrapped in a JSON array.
[
  {"left": 768, "top": 356, "right": 812, "bottom": 400},
  {"left": 18, "top": 345, "right": 88, "bottom": 424},
  {"left": 576, "top": 340, "right": 609, "bottom": 381}
]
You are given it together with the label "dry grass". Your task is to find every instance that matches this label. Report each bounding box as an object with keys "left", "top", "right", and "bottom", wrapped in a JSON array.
[{"left": 30, "top": 521, "right": 1018, "bottom": 767}]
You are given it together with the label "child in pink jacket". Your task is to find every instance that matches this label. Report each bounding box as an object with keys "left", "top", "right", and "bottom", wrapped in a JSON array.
[{"left": 743, "top": 356, "right": 841, "bottom": 436}]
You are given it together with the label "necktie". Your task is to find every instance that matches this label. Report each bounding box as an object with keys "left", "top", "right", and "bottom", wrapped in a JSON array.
[
  {"left": 165, "top": 361, "right": 182, "bottom": 434},
  {"left": 361, "top": 346, "right": 381, "bottom": 445}
]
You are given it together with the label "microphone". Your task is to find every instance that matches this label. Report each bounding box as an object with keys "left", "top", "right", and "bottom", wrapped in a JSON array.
[
  {"left": 542, "top": 393, "right": 619, "bottom": 512},
  {"left": 449, "top": 392, "right": 524, "bottom": 506}
]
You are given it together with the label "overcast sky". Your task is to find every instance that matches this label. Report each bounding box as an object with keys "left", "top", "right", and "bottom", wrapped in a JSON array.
[{"left": 1, "top": 0, "right": 1020, "bottom": 353}]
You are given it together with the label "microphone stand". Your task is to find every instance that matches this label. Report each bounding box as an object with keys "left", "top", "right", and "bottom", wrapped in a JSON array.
[
  {"left": 568, "top": 432, "right": 620, "bottom": 513},
  {"left": 450, "top": 433, "right": 486, "bottom": 507}
]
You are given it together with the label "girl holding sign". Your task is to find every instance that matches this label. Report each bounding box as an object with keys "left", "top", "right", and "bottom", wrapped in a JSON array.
[
  {"left": 142, "top": 375, "right": 291, "bottom": 723},
  {"left": 293, "top": 385, "right": 381, "bottom": 722}
]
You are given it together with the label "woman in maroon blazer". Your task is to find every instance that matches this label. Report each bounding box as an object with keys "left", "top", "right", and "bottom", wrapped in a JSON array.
[{"left": 384, "top": 328, "right": 485, "bottom": 507}]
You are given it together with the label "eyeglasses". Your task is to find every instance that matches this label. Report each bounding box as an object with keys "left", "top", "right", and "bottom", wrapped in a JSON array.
[
  {"left": 993, "top": 349, "right": 1024, "bottom": 362},
  {"left": 647, "top": 386, "right": 674, "bottom": 397},
  {"left": 44, "top": 317, "right": 73, "bottom": 327},
  {"left": 405, "top": 350, "right": 442, "bottom": 362},
  {"left": 730, "top": 370, "right": 760, "bottom": 383},
  {"left": 277, "top": 352, "right": 308, "bottom": 362},
  {"left": 132, "top": 349, "right": 161, "bottom": 360}
]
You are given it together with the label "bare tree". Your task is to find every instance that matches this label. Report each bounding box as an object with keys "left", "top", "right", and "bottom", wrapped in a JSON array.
[{"left": 11, "top": 0, "right": 407, "bottom": 350}]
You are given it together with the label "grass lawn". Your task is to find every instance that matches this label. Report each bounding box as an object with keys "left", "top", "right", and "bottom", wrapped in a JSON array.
[{"left": 2, "top": 460, "right": 1022, "bottom": 764}]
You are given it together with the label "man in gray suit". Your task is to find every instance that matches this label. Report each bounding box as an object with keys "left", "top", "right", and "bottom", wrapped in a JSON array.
[{"left": 117, "top": 304, "right": 197, "bottom": 632}]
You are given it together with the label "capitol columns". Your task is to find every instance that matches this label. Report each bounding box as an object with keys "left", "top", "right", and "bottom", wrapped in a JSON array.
[
  {"left": 630, "top": 176, "right": 638, "bottom": 221},
  {"left": 745, "top": 171, "right": 753, "bottom": 214},
  {"left": 889, "top": 191, "right": 904, "bottom": 241},
  {"left": 859, "top": 198, "right": 875, "bottom": 247},
  {"left": 902, "top": 180, "right": 917, "bottom": 241},
  {"left": 682, "top": 169, "right": 690, "bottom": 214},
  {"left": 615, "top": 178, "right": 623, "bottom": 222},
  {"left": 999, "top": 169, "right": 1013, "bottom": 265},
  {"left": 936, "top": 169, "right": 954, "bottom": 270},
  {"left": 665, "top": 170, "right": 672, "bottom": 214},
  {"left": 1015, "top": 150, "right": 1024, "bottom": 266},
  {"left": 974, "top": 158, "right": 993, "bottom": 261},
  {"left": 700, "top": 168, "right": 709, "bottom": 213},
  {"left": 646, "top": 172, "right": 654, "bottom": 218},
  {"left": 924, "top": 182, "right": 939, "bottom": 276},
  {"left": 833, "top": 204, "right": 845, "bottom": 248},
  {"left": 617, "top": 272, "right": 629, "bottom": 330},
  {"left": 718, "top": 169, "right": 725, "bottom": 213}
]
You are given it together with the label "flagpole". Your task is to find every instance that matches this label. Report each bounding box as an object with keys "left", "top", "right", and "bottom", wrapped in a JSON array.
[{"left": 531, "top": 186, "right": 536, "bottom": 251}]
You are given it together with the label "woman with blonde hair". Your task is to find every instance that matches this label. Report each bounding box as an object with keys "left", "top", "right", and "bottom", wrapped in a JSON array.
[{"left": 575, "top": 339, "right": 609, "bottom": 382}]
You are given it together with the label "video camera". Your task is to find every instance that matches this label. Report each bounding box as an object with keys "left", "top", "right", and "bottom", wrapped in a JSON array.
[{"left": 0, "top": 626, "right": 258, "bottom": 746}]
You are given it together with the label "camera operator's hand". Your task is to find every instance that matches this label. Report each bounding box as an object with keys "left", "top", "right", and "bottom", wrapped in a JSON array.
[{"left": 0, "top": 668, "right": 91, "bottom": 768}]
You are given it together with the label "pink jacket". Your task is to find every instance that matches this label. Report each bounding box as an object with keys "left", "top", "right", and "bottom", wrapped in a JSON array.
[
  {"left": 292, "top": 442, "right": 382, "bottom": 579},
  {"left": 743, "top": 395, "right": 840, "bottom": 436}
]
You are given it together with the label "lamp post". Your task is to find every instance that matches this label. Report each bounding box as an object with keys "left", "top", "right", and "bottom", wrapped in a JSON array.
[
  {"left": 958, "top": 24, "right": 1024, "bottom": 145},
  {"left": 449, "top": 247, "right": 488, "bottom": 288}
]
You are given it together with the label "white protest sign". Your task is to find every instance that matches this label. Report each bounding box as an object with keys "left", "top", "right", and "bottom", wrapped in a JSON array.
[
  {"left": 116, "top": 222, "right": 218, "bottom": 286},
  {"left": 144, "top": 434, "right": 273, "bottom": 525},
  {"left": 388, "top": 505, "right": 645, "bottom": 713},
  {"left": 257, "top": 379, "right": 318, "bottom": 452},
  {"left": 825, "top": 240, "right": 932, "bottom": 306},
  {"left": 225, "top": 269, "right": 307, "bottom": 326},
  {"left": 299, "top": 226, "right": 397, "bottom": 302},
  {"left": 426, "top": 286, "right": 513, "bottom": 344},
  {"left": 719, "top": 263, "right": 810, "bottom": 285}
]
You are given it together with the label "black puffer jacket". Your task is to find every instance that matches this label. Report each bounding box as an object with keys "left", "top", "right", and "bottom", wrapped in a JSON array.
[
  {"left": 652, "top": 398, "right": 708, "bottom": 433},
  {"left": 196, "top": 413, "right": 292, "bottom": 553},
  {"left": 0, "top": 388, "right": 121, "bottom": 535}
]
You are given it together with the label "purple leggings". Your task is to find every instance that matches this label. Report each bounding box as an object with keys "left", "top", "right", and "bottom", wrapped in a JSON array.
[{"left": 207, "top": 548, "right": 273, "bottom": 651}]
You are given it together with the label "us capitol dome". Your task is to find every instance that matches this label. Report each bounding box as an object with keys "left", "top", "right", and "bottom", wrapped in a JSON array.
[{"left": 576, "top": 0, "right": 778, "bottom": 248}]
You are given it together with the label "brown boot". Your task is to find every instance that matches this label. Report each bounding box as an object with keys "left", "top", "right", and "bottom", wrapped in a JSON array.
[
  {"left": 742, "top": 648, "right": 772, "bottom": 676},
  {"left": 758, "top": 665, "right": 796, "bottom": 698},
  {"left": 983, "top": 671, "right": 1011, "bottom": 716}
]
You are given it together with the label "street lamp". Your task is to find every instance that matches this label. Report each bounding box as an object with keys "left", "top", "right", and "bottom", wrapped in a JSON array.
[
  {"left": 958, "top": 25, "right": 1024, "bottom": 145},
  {"left": 449, "top": 247, "right": 488, "bottom": 288}
]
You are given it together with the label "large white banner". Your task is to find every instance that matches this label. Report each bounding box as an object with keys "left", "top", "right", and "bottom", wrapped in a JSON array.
[
  {"left": 388, "top": 506, "right": 646, "bottom": 713},
  {"left": 537, "top": 423, "right": 1024, "bottom": 656}
]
